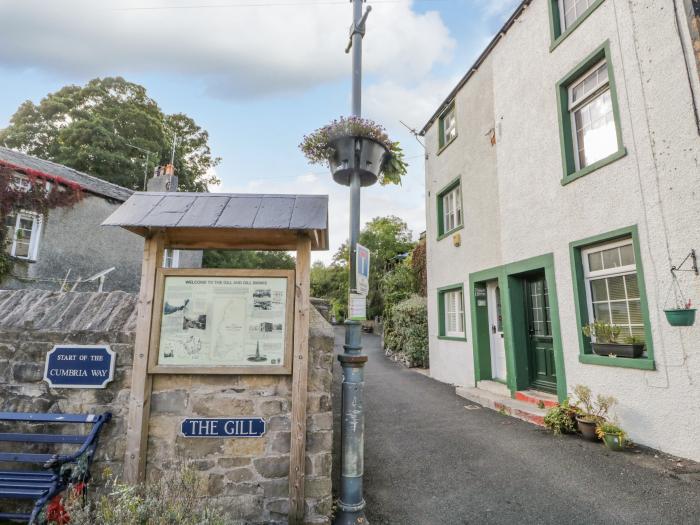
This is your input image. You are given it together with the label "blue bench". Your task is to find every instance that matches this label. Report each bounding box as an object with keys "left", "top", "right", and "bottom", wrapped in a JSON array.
[{"left": 0, "top": 411, "right": 111, "bottom": 524}]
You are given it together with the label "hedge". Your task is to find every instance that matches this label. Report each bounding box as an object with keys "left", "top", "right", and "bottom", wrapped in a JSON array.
[{"left": 383, "top": 294, "right": 428, "bottom": 368}]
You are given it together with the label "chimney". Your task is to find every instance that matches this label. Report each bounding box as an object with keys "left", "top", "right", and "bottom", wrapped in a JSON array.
[{"left": 147, "top": 163, "right": 178, "bottom": 192}]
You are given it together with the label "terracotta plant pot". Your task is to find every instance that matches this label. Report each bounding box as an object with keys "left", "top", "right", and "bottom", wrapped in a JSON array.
[
  {"left": 664, "top": 308, "right": 696, "bottom": 327},
  {"left": 602, "top": 433, "right": 625, "bottom": 451},
  {"left": 575, "top": 416, "right": 599, "bottom": 441},
  {"left": 592, "top": 342, "right": 645, "bottom": 358},
  {"left": 329, "top": 136, "right": 388, "bottom": 187}
]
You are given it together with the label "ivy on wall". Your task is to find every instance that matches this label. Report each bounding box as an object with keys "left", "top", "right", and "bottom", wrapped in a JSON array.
[{"left": 0, "top": 166, "right": 83, "bottom": 280}]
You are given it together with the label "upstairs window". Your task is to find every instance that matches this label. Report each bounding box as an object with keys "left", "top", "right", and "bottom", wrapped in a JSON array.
[
  {"left": 438, "top": 104, "right": 457, "bottom": 150},
  {"left": 436, "top": 179, "right": 463, "bottom": 239},
  {"left": 549, "top": 0, "right": 606, "bottom": 50},
  {"left": 559, "top": 0, "right": 597, "bottom": 30},
  {"left": 4, "top": 211, "right": 42, "bottom": 261}
]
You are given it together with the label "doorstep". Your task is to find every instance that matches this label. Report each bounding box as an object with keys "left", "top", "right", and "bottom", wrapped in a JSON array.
[{"left": 456, "top": 384, "right": 547, "bottom": 427}]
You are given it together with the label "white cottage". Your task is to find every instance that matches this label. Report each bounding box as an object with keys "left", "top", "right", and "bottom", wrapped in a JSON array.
[{"left": 421, "top": 0, "right": 700, "bottom": 461}]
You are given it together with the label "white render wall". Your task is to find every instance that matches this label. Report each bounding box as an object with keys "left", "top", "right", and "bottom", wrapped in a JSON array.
[{"left": 424, "top": 0, "right": 700, "bottom": 461}]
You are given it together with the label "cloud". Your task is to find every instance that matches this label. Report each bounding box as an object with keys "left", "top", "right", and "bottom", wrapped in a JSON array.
[
  {"left": 476, "top": 0, "right": 522, "bottom": 19},
  {"left": 0, "top": 0, "right": 454, "bottom": 98}
]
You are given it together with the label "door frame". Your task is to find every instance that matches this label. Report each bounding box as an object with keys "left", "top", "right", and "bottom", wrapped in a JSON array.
[{"left": 469, "top": 253, "right": 567, "bottom": 402}]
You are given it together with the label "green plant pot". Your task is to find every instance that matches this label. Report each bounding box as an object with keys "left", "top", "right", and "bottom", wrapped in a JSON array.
[
  {"left": 664, "top": 309, "right": 696, "bottom": 327},
  {"left": 602, "top": 433, "right": 625, "bottom": 451}
]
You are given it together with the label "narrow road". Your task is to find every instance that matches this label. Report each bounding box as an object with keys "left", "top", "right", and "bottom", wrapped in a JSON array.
[{"left": 332, "top": 326, "right": 700, "bottom": 525}]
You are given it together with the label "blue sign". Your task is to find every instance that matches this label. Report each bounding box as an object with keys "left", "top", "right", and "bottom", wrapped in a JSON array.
[
  {"left": 181, "top": 418, "right": 266, "bottom": 438},
  {"left": 43, "top": 345, "right": 115, "bottom": 389}
]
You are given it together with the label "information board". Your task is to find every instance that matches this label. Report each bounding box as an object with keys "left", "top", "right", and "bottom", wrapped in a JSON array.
[{"left": 150, "top": 269, "right": 295, "bottom": 374}]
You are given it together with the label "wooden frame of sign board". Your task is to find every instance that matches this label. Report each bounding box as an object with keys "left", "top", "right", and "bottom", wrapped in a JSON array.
[{"left": 148, "top": 268, "right": 295, "bottom": 375}]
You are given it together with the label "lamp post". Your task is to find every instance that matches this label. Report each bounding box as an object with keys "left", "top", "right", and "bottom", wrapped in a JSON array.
[{"left": 335, "top": 1, "right": 373, "bottom": 524}]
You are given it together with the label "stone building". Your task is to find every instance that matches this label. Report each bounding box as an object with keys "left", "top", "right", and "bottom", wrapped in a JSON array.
[
  {"left": 1, "top": 147, "right": 201, "bottom": 292},
  {"left": 421, "top": 0, "right": 700, "bottom": 461}
]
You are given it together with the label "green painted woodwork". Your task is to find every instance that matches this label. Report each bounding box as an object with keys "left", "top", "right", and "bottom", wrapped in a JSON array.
[
  {"left": 556, "top": 40, "right": 626, "bottom": 185},
  {"left": 469, "top": 254, "right": 568, "bottom": 402},
  {"left": 569, "top": 225, "right": 656, "bottom": 370},
  {"left": 436, "top": 176, "right": 463, "bottom": 239},
  {"left": 525, "top": 273, "right": 558, "bottom": 393},
  {"left": 437, "top": 102, "right": 457, "bottom": 153},
  {"left": 548, "top": 0, "right": 607, "bottom": 51},
  {"left": 437, "top": 283, "right": 467, "bottom": 341}
]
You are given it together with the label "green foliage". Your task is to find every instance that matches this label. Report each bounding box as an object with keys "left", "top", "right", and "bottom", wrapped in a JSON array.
[
  {"left": 0, "top": 77, "right": 220, "bottom": 191},
  {"left": 383, "top": 295, "right": 428, "bottom": 367},
  {"left": 380, "top": 258, "right": 416, "bottom": 313},
  {"left": 203, "top": 250, "right": 295, "bottom": 270},
  {"left": 581, "top": 321, "right": 621, "bottom": 343},
  {"left": 543, "top": 399, "right": 578, "bottom": 435},
  {"left": 571, "top": 384, "right": 617, "bottom": 424},
  {"left": 310, "top": 261, "right": 348, "bottom": 321},
  {"left": 595, "top": 421, "right": 628, "bottom": 443},
  {"left": 411, "top": 238, "right": 427, "bottom": 297},
  {"left": 299, "top": 116, "right": 408, "bottom": 185},
  {"left": 60, "top": 466, "right": 232, "bottom": 525}
]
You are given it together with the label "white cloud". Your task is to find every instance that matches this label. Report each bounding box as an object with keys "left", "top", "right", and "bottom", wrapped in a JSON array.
[
  {"left": 0, "top": 0, "right": 455, "bottom": 98},
  {"left": 476, "top": 0, "right": 522, "bottom": 19}
]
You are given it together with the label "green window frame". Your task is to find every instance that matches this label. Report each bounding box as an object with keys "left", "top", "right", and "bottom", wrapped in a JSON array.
[
  {"left": 437, "top": 103, "right": 457, "bottom": 152},
  {"left": 548, "top": 0, "right": 606, "bottom": 51},
  {"left": 436, "top": 177, "right": 463, "bottom": 240},
  {"left": 570, "top": 225, "right": 655, "bottom": 371},
  {"left": 438, "top": 283, "right": 466, "bottom": 341},
  {"left": 556, "top": 40, "right": 626, "bottom": 186}
]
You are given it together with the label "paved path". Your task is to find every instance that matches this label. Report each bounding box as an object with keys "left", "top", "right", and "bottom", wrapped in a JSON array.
[{"left": 331, "top": 326, "right": 700, "bottom": 525}]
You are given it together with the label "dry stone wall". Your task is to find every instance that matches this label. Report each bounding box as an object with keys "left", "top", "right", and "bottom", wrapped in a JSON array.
[{"left": 0, "top": 289, "right": 334, "bottom": 524}]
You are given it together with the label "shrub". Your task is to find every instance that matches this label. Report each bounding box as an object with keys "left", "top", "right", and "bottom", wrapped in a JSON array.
[
  {"left": 383, "top": 295, "right": 428, "bottom": 367},
  {"left": 55, "top": 466, "right": 232, "bottom": 525},
  {"left": 543, "top": 399, "right": 578, "bottom": 435},
  {"left": 571, "top": 384, "right": 617, "bottom": 424}
]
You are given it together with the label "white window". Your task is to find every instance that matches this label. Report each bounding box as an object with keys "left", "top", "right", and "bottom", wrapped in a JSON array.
[
  {"left": 444, "top": 288, "right": 465, "bottom": 338},
  {"left": 163, "top": 249, "right": 180, "bottom": 268},
  {"left": 440, "top": 107, "right": 457, "bottom": 147},
  {"left": 582, "top": 238, "right": 644, "bottom": 342},
  {"left": 559, "top": 0, "right": 596, "bottom": 30},
  {"left": 441, "top": 185, "right": 462, "bottom": 234},
  {"left": 11, "top": 175, "right": 32, "bottom": 192},
  {"left": 568, "top": 60, "right": 618, "bottom": 170},
  {"left": 4, "top": 211, "right": 42, "bottom": 261}
]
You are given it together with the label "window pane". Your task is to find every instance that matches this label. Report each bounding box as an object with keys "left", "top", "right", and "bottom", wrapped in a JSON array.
[
  {"left": 602, "top": 246, "right": 621, "bottom": 269},
  {"left": 575, "top": 90, "right": 617, "bottom": 168},
  {"left": 625, "top": 274, "right": 639, "bottom": 299},
  {"left": 628, "top": 300, "right": 642, "bottom": 325},
  {"left": 588, "top": 251, "right": 603, "bottom": 272},
  {"left": 607, "top": 276, "right": 626, "bottom": 300},
  {"left": 590, "top": 279, "right": 608, "bottom": 301},
  {"left": 593, "top": 302, "right": 611, "bottom": 323},
  {"left": 630, "top": 325, "right": 645, "bottom": 342},
  {"left": 620, "top": 244, "right": 635, "bottom": 265},
  {"left": 610, "top": 301, "right": 629, "bottom": 325}
]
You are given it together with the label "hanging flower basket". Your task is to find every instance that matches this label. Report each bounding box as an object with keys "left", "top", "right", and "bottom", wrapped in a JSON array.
[
  {"left": 664, "top": 308, "right": 697, "bottom": 326},
  {"left": 299, "top": 116, "right": 408, "bottom": 187}
]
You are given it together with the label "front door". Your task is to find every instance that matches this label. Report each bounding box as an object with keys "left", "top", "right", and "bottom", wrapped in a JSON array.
[
  {"left": 487, "top": 281, "right": 507, "bottom": 382},
  {"left": 525, "top": 273, "right": 557, "bottom": 393}
]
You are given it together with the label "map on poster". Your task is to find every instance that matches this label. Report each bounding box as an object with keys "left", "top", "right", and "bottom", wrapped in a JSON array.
[{"left": 157, "top": 275, "right": 289, "bottom": 367}]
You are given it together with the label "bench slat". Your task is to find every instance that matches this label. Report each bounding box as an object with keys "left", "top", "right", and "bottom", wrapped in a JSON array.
[
  {"left": 0, "top": 488, "right": 49, "bottom": 498},
  {"left": 0, "top": 452, "right": 56, "bottom": 463},
  {"left": 0, "top": 511, "right": 31, "bottom": 520},
  {"left": 0, "top": 412, "right": 96, "bottom": 424},
  {"left": 0, "top": 471, "right": 56, "bottom": 480},
  {"left": 0, "top": 481, "right": 55, "bottom": 489},
  {"left": 0, "top": 432, "right": 86, "bottom": 444}
]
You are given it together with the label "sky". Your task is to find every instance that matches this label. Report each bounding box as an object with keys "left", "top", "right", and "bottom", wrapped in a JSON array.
[{"left": 0, "top": 0, "right": 521, "bottom": 263}]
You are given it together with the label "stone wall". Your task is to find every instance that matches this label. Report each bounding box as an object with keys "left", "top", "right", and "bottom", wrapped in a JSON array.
[{"left": 0, "top": 289, "right": 334, "bottom": 524}]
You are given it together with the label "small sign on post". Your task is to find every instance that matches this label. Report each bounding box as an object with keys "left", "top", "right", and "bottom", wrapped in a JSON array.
[
  {"left": 43, "top": 345, "right": 115, "bottom": 389},
  {"left": 180, "top": 417, "right": 266, "bottom": 438},
  {"left": 356, "top": 243, "right": 370, "bottom": 296},
  {"left": 348, "top": 293, "right": 367, "bottom": 321}
]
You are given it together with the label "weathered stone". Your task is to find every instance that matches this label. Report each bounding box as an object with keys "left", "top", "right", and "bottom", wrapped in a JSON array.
[
  {"left": 253, "top": 456, "right": 290, "bottom": 479},
  {"left": 12, "top": 363, "right": 43, "bottom": 382},
  {"left": 151, "top": 389, "right": 189, "bottom": 414},
  {"left": 191, "top": 459, "right": 216, "bottom": 471},
  {"left": 266, "top": 498, "right": 289, "bottom": 514},
  {"left": 192, "top": 396, "right": 254, "bottom": 417},
  {"left": 259, "top": 399, "right": 287, "bottom": 416},
  {"left": 268, "top": 415, "right": 291, "bottom": 432},
  {"left": 267, "top": 432, "right": 291, "bottom": 454},
  {"left": 308, "top": 412, "right": 333, "bottom": 432},
  {"left": 175, "top": 436, "right": 224, "bottom": 458},
  {"left": 304, "top": 477, "right": 332, "bottom": 498},
  {"left": 218, "top": 456, "right": 252, "bottom": 469},
  {"left": 224, "top": 467, "right": 255, "bottom": 483},
  {"left": 260, "top": 479, "right": 289, "bottom": 498},
  {"left": 306, "top": 431, "right": 332, "bottom": 454},
  {"left": 0, "top": 343, "right": 16, "bottom": 359},
  {"left": 223, "top": 438, "right": 266, "bottom": 457},
  {"left": 207, "top": 473, "right": 225, "bottom": 496}
]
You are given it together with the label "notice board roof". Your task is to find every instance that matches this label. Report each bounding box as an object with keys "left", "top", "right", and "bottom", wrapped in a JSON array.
[{"left": 103, "top": 192, "right": 329, "bottom": 251}]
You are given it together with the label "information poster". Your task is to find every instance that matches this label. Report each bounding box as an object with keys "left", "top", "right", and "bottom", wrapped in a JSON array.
[{"left": 154, "top": 273, "right": 291, "bottom": 371}]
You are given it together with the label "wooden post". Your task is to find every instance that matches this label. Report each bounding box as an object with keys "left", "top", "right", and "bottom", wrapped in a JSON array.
[
  {"left": 123, "top": 233, "right": 164, "bottom": 483},
  {"left": 288, "top": 234, "right": 312, "bottom": 524}
]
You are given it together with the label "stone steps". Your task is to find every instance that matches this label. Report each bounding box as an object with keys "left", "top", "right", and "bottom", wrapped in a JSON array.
[{"left": 456, "top": 385, "right": 548, "bottom": 427}]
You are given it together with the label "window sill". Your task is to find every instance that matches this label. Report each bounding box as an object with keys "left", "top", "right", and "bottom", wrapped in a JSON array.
[
  {"left": 438, "top": 335, "right": 467, "bottom": 342},
  {"left": 561, "top": 148, "right": 627, "bottom": 186},
  {"left": 437, "top": 135, "right": 457, "bottom": 156},
  {"left": 550, "top": 0, "right": 606, "bottom": 52},
  {"left": 437, "top": 224, "right": 464, "bottom": 242},
  {"left": 579, "top": 353, "right": 655, "bottom": 370}
]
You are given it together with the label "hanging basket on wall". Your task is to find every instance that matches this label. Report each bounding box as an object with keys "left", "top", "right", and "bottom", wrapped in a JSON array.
[
  {"left": 663, "top": 250, "right": 697, "bottom": 327},
  {"left": 664, "top": 308, "right": 697, "bottom": 327}
]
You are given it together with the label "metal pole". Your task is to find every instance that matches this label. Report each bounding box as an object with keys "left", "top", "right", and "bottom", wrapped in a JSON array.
[{"left": 336, "top": 0, "right": 369, "bottom": 523}]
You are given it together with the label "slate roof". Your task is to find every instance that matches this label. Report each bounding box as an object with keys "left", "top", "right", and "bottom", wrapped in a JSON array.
[
  {"left": 0, "top": 147, "right": 133, "bottom": 202},
  {"left": 103, "top": 192, "right": 329, "bottom": 250}
]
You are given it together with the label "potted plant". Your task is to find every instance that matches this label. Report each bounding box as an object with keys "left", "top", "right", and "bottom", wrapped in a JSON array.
[
  {"left": 570, "top": 385, "right": 616, "bottom": 441},
  {"left": 664, "top": 299, "right": 696, "bottom": 327},
  {"left": 582, "top": 321, "right": 645, "bottom": 358},
  {"left": 299, "top": 116, "right": 408, "bottom": 187},
  {"left": 595, "top": 421, "right": 628, "bottom": 452},
  {"left": 543, "top": 398, "right": 578, "bottom": 435}
]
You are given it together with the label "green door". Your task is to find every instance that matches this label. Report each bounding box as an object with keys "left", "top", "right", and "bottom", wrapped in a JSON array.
[{"left": 525, "top": 273, "right": 557, "bottom": 393}]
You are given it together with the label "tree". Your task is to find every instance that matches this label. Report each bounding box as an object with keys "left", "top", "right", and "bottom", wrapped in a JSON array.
[
  {"left": 310, "top": 261, "right": 348, "bottom": 321},
  {"left": 332, "top": 215, "right": 415, "bottom": 319},
  {"left": 203, "top": 250, "right": 295, "bottom": 270},
  {"left": 0, "top": 77, "right": 220, "bottom": 192}
]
